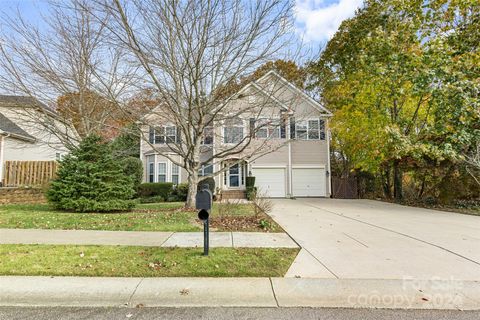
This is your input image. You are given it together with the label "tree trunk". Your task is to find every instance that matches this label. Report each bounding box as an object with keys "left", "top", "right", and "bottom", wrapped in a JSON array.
[
  {"left": 393, "top": 160, "right": 403, "bottom": 202},
  {"left": 383, "top": 166, "right": 392, "bottom": 199},
  {"left": 185, "top": 171, "right": 199, "bottom": 209}
]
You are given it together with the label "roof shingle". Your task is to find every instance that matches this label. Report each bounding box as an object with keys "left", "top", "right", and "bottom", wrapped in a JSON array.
[{"left": 0, "top": 112, "right": 35, "bottom": 141}]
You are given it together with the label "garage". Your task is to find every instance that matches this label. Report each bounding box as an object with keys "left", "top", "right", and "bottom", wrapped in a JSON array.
[
  {"left": 251, "top": 167, "right": 286, "bottom": 197},
  {"left": 292, "top": 167, "right": 326, "bottom": 197}
]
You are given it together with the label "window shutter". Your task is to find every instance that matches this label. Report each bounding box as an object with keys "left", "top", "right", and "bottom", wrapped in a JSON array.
[
  {"left": 249, "top": 118, "right": 256, "bottom": 138},
  {"left": 176, "top": 127, "right": 181, "bottom": 144},
  {"left": 289, "top": 117, "right": 295, "bottom": 139},
  {"left": 280, "top": 118, "right": 286, "bottom": 139},
  {"left": 320, "top": 119, "right": 326, "bottom": 140},
  {"left": 149, "top": 126, "right": 155, "bottom": 143}
]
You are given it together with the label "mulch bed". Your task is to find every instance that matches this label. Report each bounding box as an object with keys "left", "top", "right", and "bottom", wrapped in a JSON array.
[{"left": 209, "top": 215, "right": 282, "bottom": 232}]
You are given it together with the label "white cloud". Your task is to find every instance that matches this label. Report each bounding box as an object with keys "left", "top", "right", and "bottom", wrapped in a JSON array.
[{"left": 295, "top": 0, "right": 363, "bottom": 43}]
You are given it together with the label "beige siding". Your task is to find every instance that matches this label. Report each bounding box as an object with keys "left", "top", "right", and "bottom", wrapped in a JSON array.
[
  {"left": 0, "top": 106, "right": 69, "bottom": 163},
  {"left": 250, "top": 144, "right": 288, "bottom": 166},
  {"left": 139, "top": 72, "right": 331, "bottom": 196},
  {"left": 291, "top": 140, "right": 328, "bottom": 165}
]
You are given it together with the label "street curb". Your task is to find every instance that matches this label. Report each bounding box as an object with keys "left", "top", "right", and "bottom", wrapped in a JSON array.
[{"left": 0, "top": 276, "right": 479, "bottom": 310}]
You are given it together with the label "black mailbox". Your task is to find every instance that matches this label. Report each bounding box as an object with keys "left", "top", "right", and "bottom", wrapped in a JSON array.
[
  {"left": 196, "top": 184, "right": 212, "bottom": 256},
  {"left": 198, "top": 209, "right": 209, "bottom": 221},
  {"left": 196, "top": 186, "right": 212, "bottom": 211}
]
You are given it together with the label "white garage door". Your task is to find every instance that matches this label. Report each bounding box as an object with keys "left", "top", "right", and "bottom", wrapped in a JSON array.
[
  {"left": 251, "top": 167, "right": 286, "bottom": 198},
  {"left": 292, "top": 168, "right": 326, "bottom": 197}
]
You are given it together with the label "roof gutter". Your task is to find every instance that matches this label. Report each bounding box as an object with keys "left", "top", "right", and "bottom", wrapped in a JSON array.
[{"left": 0, "top": 131, "right": 36, "bottom": 143}]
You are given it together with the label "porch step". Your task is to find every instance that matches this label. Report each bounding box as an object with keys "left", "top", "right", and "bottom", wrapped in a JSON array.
[{"left": 222, "top": 190, "right": 246, "bottom": 200}]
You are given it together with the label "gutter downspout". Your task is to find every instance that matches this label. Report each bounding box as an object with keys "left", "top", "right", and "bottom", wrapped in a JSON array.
[
  {"left": 0, "top": 133, "right": 10, "bottom": 186},
  {"left": 288, "top": 139, "right": 292, "bottom": 197}
]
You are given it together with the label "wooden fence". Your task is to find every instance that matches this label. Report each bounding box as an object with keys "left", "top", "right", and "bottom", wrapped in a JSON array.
[
  {"left": 332, "top": 176, "right": 358, "bottom": 199},
  {"left": 2, "top": 160, "right": 58, "bottom": 187}
]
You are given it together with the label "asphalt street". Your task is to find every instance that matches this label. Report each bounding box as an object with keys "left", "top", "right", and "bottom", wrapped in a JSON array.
[{"left": 0, "top": 307, "right": 478, "bottom": 320}]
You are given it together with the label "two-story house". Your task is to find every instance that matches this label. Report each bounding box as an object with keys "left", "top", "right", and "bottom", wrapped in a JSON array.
[
  {"left": 0, "top": 95, "right": 72, "bottom": 186},
  {"left": 140, "top": 71, "right": 332, "bottom": 198}
]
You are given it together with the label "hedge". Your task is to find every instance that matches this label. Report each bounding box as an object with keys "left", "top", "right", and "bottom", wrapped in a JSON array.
[{"left": 137, "top": 183, "right": 174, "bottom": 199}]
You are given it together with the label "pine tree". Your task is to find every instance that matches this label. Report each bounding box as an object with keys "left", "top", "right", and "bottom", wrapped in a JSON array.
[{"left": 47, "top": 134, "right": 136, "bottom": 212}]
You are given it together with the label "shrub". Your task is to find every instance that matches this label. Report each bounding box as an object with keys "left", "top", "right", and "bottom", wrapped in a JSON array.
[
  {"left": 246, "top": 176, "right": 256, "bottom": 188},
  {"left": 170, "top": 183, "right": 189, "bottom": 202},
  {"left": 246, "top": 186, "right": 257, "bottom": 201},
  {"left": 198, "top": 177, "right": 215, "bottom": 194},
  {"left": 121, "top": 157, "right": 143, "bottom": 189},
  {"left": 251, "top": 189, "right": 273, "bottom": 216},
  {"left": 137, "top": 183, "right": 174, "bottom": 199},
  {"left": 47, "top": 135, "right": 136, "bottom": 212},
  {"left": 138, "top": 195, "right": 165, "bottom": 203}
]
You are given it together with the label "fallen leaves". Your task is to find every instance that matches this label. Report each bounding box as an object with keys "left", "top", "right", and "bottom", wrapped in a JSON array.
[{"left": 209, "top": 215, "right": 279, "bottom": 232}]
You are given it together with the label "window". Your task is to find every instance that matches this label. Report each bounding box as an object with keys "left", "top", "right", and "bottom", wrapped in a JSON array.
[
  {"left": 223, "top": 117, "right": 244, "bottom": 144},
  {"left": 202, "top": 127, "right": 213, "bottom": 145},
  {"left": 165, "top": 126, "right": 176, "bottom": 143},
  {"left": 149, "top": 126, "right": 178, "bottom": 144},
  {"left": 308, "top": 119, "right": 320, "bottom": 140},
  {"left": 295, "top": 120, "right": 308, "bottom": 140},
  {"left": 198, "top": 163, "right": 213, "bottom": 176},
  {"left": 256, "top": 119, "right": 281, "bottom": 139},
  {"left": 147, "top": 156, "right": 155, "bottom": 183},
  {"left": 294, "top": 118, "right": 326, "bottom": 141},
  {"left": 158, "top": 162, "right": 167, "bottom": 182},
  {"left": 171, "top": 163, "right": 179, "bottom": 185}
]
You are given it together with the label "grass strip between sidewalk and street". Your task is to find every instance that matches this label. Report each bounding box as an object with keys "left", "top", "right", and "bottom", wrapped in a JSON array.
[{"left": 0, "top": 245, "right": 299, "bottom": 277}]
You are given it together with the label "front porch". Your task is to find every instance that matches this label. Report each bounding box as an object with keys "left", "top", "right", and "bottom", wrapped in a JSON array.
[{"left": 220, "top": 160, "right": 249, "bottom": 199}]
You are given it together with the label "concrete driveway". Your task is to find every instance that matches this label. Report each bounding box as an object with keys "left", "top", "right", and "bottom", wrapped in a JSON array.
[{"left": 270, "top": 199, "right": 480, "bottom": 280}]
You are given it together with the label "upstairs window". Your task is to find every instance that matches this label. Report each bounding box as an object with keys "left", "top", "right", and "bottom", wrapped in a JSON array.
[
  {"left": 223, "top": 117, "right": 244, "bottom": 144},
  {"left": 202, "top": 127, "right": 214, "bottom": 145},
  {"left": 255, "top": 118, "right": 281, "bottom": 139},
  {"left": 149, "top": 125, "right": 179, "bottom": 144},
  {"left": 294, "top": 118, "right": 326, "bottom": 141}
]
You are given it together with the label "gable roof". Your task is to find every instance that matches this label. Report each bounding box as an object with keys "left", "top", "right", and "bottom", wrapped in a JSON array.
[
  {"left": 0, "top": 112, "right": 35, "bottom": 142},
  {"left": 256, "top": 70, "right": 333, "bottom": 116},
  {"left": 141, "top": 69, "right": 333, "bottom": 120},
  {"left": 0, "top": 95, "right": 57, "bottom": 117}
]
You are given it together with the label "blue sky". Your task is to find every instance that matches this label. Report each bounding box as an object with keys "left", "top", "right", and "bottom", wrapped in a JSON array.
[{"left": 1, "top": 0, "right": 363, "bottom": 45}]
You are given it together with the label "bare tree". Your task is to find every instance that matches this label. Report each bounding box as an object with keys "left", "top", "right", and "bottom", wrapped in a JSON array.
[
  {"left": 465, "top": 143, "right": 480, "bottom": 187},
  {"left": 97, "top": 0, "right": 304, "bottom": 207},
  {"left": 0, "top": 0, "right": 136, "bottom": 147}
]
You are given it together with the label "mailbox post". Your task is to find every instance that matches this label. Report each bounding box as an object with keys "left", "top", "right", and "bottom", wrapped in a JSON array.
[{"left": 196, "top": 184, "right": 212, "bottom": 256}]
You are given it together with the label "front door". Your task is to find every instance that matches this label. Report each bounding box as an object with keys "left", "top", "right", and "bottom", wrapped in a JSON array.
[
  {"left": 229, "top": 163, "right": 240, "bottom": 187},
  {"left": 225, "top": 162, "right": 246, "bottom": 189}
]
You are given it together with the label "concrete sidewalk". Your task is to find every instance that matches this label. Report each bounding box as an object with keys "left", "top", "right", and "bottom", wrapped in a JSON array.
[
  {"left": 0, "top": 276, "right": 479, "bottom": 310},
  {"left": 0, "top": 229, "right": 298, "bottom": 248}
]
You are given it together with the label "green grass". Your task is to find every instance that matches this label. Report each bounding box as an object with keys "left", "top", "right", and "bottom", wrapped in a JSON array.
[
  {"left": 0, "top": 244, "right": 299, "bottom": 277},
  {"left": 0, "top": 202, "right": 282, "bottom": 232},
  {"left": 0, "top": 202, "right": 199, "bottom": 232}
]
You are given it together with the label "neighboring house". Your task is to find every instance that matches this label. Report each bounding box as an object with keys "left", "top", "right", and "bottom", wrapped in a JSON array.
[
  {"left": 140, "top": 71, "right": 332, "bottom": 198},
  {"left": 0, "top": 95, "right": 71, "bottom": 185}
]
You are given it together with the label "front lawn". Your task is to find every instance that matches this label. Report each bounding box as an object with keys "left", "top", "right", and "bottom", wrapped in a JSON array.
[
  {"left": 0, "top": 202, "right": 282, "bottom": 232},
  {"left": 0, "top": 244, "right": 298, "bottom": 277}
]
